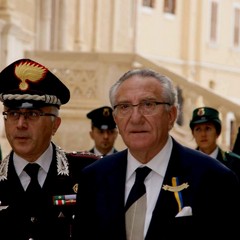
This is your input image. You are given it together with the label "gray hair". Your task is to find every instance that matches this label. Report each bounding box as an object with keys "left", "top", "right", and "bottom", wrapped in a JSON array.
[
  {"left": 109, "top": 68, "right": 179, "bottom": 112},
  {"left": 50, "top": 106, "right": 59, "bottom": 121}
]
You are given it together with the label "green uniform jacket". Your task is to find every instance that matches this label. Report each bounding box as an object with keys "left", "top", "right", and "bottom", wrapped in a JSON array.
[{"left": 217, "top": 147, "right": 240, "bottom": 182}]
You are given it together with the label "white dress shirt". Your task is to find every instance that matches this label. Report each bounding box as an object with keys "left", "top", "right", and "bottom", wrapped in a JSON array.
[
  {"left": 93, "top": 147, "right": 115, "bottom": 156},
  {"left": 199, "top": 146, "right": 218, "bottom": 159},
  {"left": 14, "top": 144, "right": 53, "bottom": 190},
  {"left": 125, "top": 136, "right": 173, "bottom": 237}
]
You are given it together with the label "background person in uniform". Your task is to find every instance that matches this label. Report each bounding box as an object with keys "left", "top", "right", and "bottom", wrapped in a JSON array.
[
  {"left": 73, "top": 68, "right": 240, "bottom": 239},
  {"left": 87, "top": 106, "right": 118, "bottom": 156},
  {"left": 189, "top": 106, "right": 240, "bottom": 181},
  {"left": 232, "top": 126, "right": 240, "bottom": 155},
  {"left": 0, "top": 58, "right": 99, "bottom": 240}
]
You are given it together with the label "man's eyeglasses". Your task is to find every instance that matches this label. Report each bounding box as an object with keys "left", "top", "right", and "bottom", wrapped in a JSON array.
[
  {"left": 2, "top": 110, "right": 57, "bottom": 121},
  {"left": 113, "top": 101, "right": 171, "bottom": 118}
]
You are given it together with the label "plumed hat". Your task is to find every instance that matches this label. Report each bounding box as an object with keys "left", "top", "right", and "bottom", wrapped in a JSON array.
[{"left": 0, "top": 58, "right": 70, "bottom": 108}]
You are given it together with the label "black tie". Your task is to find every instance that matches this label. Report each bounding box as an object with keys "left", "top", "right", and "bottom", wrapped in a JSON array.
[
  {"left": 125, "top": 166, "right": 152, "bottom": 211},
  {"left": 25, "top": 163, "right": 41, "bottom": 193},
  {"left": 24, "top": 163, "right": 42, "bottom": 214}
]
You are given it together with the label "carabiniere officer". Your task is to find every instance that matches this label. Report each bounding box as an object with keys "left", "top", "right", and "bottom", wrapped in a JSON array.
[{"left": 0, "top": 58, "right": 99, "bottom": 240}]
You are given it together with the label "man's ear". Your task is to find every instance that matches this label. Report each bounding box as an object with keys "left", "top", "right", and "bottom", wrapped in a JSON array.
[{"left": 52, "top": 117, "right": 61, "bottom": 136}]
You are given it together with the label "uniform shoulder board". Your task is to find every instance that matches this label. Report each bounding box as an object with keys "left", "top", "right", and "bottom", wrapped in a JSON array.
[{"left": 66, "top": 150, "right": 100, "bottom": 160}]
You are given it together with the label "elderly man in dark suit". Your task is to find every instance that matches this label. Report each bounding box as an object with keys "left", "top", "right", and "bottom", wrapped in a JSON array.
[
  {"left": 73, "top": 69, "right": 240, "bottom": 239},
  {"left": 0, "top": 59, "right": 99, "bottom": 240}
]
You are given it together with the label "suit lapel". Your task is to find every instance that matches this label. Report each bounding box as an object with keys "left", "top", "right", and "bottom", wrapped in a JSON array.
[
  {"left": 146, "top": 140, "right": 192, "bottom": 238},
  {"left": 7, "top": 153, "right": 25, "bottom": 193},
  {"left": 42, "top": 147, "right": 74, "bottom": 195},
  {"left": 102, "top": 150, "right": 128, "bottom": 237},
  {"left": 1, "top": 153, "right": 28, "bottom": 212},
  {"left": 106, "top": 150, "right": 127, "bottom": 213}
]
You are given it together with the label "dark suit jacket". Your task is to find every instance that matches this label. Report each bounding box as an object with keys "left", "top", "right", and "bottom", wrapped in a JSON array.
[
  {"left": 0, "top": 143, "right": 99, "bottom": 240},
  {"left": 73, "top": 138, "right": 240, "bottom": 240}
]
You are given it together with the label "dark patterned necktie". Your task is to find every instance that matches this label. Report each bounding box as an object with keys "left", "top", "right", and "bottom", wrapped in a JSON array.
[{"left": 125, "top": 167, "right": 152, "bottom": 240}]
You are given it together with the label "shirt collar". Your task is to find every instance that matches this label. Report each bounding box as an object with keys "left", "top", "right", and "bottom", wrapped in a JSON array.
[
  {"left": 126, "top": 136, "right": 173, "bottom": 180},
  {"left": 199, "top": 146, "right": 218, "bottom": 159},
  {"left": 93, "top": 147, "right": 115, "bottom": 156},
  {"left": 14, "top": 144, "right": 53, "bottom": 177}
]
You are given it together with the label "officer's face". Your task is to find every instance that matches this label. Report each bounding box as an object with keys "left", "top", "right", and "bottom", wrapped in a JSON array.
[
  {"left": 90, "top": 127, "right": 118, "bottom": 154},
  {"left": 3, "top": 106, "right": 61, "bottom": 162}
]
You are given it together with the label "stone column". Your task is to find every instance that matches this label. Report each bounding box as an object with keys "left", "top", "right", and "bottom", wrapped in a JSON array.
[
  {"left": 58, "top": 0, "right": 68, "bottom": 50},
  {"left": 39, "top": 0, "right": 52, "bottom": 50}
]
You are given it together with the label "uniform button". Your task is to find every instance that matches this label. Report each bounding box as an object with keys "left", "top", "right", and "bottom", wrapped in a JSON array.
[{"left": 30, "top": 216, "right": 38, "bottom": 223}]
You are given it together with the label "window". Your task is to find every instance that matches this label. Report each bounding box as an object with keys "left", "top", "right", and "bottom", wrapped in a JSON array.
[
  {"left": 163, "top": 0, "right": 176, "bottom": 14},
  {"left": 176, "top": 86, "right": 184, "bottom": 126},
  {"left": 142, "top": 0, "right": 155, "bottom": 8},
  {"left": 210, "top": 1, "right": 218, "bottom": 43},
  {"left": 233, "top": 7, "right": 240, "bottom": 48}
]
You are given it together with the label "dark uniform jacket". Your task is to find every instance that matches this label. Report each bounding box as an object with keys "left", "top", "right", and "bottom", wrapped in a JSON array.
[
  {"left": 89, "top": 147, "right": 118, "bottom": 156},
  {"left": 0, "top": 142, "right": 99, "bottom": 240},
  {"left": 73, "top": 138, "right": 240, "bottom": 239},
  {"left": 232, "top": 126, "right": 240, "bottom": 155},
  {"left": 216, "top": 147, "right": 240, "bottom": 181},
  {"left": 196, "top": 146, "right": 240, "bottom": 182}
]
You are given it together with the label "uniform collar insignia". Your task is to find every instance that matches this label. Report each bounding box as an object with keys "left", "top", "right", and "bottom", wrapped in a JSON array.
[
  {"left": 0, "top": 154, "right": 10, "bottom": 181},
  {"left": 0, "top": 145, "right": 69, "bottom": 181},
  {"left": 56, "top": 146, "right": 69, "bottom": 176}
]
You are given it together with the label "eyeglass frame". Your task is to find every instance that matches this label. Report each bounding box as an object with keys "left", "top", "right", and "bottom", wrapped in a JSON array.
[
  {"left": 113, "top": 100, "right": 171, "bottom": 118},
  {"left": 2, "top": 109, "right": 57, "bottom": 121}
]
